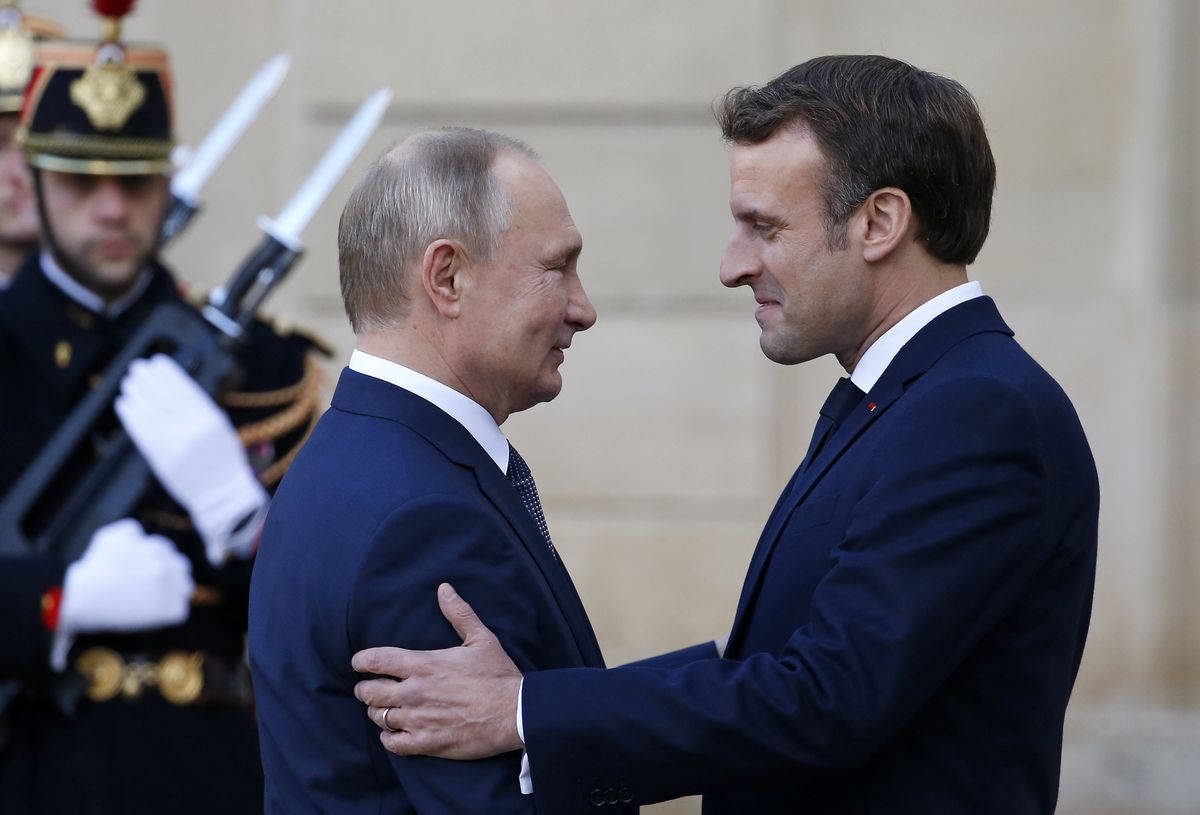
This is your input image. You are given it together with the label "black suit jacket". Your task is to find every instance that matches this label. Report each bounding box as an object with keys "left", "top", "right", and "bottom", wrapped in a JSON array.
[{"left": 521, "top": 297, "right": 1099, "bottom": 814}]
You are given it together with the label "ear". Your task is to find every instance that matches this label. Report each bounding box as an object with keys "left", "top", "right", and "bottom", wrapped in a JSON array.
[
  {"left": 421, "top": 239, "right": 468, "bottom": 319},
  {"left": 858, "top": 187, "right": 913, "bottom": 263}
]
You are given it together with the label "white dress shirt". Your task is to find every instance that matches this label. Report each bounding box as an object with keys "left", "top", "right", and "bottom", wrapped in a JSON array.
[
  {"left": 849, "top": 280, "right": 983, "bottom": 391},
  {"left": 348, "top": 349, "right": 509, "bottom": 473}
]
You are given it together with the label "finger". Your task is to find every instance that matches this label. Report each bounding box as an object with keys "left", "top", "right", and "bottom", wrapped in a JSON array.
[
  {"left": 143, "top": 355, "right": 201, "bottom": 406},
  {"left": 123, "top": 357, "right": 171, "bottom": 403},
  {"left": 366, "top": 705, "right": 393, "bottom": 731},
  {"left": 380, "top": 729, "right": 433, "bottom": 758},
  {"left": 352, "top": 648, "right": 413, "bottom": 678},
  {"left": 354, "top": 677, "right": 406, "bottom": 707},
  {"left": 94, "top": 517, "right": 143, "bottom": 541},
  {"left": 113, "top": 392, "right": 151, "bottom": 433},
  {"left": 436, "top": 583, "right": 492, "bottom": 645}
]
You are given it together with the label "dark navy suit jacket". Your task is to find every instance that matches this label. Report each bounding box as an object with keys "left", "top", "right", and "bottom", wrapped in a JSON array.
[
  {"left": 249, "top": 369, "right": 605, "bottom": 814},
  {"left": 522, "top": 297, "right": 1099, "bottom": 814}
]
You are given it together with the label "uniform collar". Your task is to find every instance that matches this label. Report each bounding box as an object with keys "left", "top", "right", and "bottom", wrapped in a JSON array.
[{"left": 39, "top": 249, "right": 154, "bottom": 319}]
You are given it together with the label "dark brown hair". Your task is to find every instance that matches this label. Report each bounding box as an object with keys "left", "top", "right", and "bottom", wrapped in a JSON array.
[{"left": 718, "top": 55, "right": 996, "bottom": 265}]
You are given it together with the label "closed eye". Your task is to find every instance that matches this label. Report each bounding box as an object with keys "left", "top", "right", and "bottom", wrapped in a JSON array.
[{"left": 734, "top": 208, "right": 783, "bottom": 239}]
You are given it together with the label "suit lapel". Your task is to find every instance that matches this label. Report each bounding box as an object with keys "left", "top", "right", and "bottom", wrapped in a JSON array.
[
  {"left": 728, "top": 298, "right": 1015, "bottom": 646},
  {"left": 470, "top": 463, "right": 604, "bottom": 666},
  {"left": 331, "top": 370, "right": 604, "bottom": 667}
]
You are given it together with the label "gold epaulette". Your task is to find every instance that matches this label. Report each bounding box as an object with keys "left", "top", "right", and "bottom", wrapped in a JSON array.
[
  {"left": 223, "top": 354, "right": 326, "bottom": 487},
  {"left": 261, "top": 314, "right": 335, "bottom": 357}
]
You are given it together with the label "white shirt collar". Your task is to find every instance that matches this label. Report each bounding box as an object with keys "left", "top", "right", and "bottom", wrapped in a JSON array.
[
  {"left": 850, "top": 280, "right": 983, "bottom": 393},
  {"left": 39, "top": 249, "right": 153, "bottom": 318},
  {"left": 348, "top": 348, "right": 510, "bottom": 474}
]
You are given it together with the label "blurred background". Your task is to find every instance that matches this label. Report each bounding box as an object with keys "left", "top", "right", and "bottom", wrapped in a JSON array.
[{"left": 43, "top": 1, "right": 1200, "bottom": 812}]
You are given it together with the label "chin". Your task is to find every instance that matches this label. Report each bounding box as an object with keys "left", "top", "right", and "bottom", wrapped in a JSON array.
[
  {"left": 82, "top": 266, "right": 141, "bottom": 299},
  {"left": 759, "top": 336, "right": 811, "bottom": 366},
  {"left": 534, "top": 376, "right": 564, "bottom": 404}
]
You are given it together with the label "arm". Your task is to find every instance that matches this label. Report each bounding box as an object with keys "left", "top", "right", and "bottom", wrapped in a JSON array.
[
  {"left": 624, "top": 640, "right": 720, "bottom": 670},
  {"left": 116, "top": 354, "right": 268, "bottom": 566},
  {"left": 348, "top": 495, "right": 545, "bottom": 814},
  {"left": 521, "top": 378, "right": 1054, "bottom": 805},
  {"left": 0, "top": 557, "right": 66, "bottom": 676},
  {"left": 356, "top": 378, "right": 1057, "bottom": 808}
]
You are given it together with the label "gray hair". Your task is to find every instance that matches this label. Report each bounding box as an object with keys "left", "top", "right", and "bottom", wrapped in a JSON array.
[{"left": 338, "top": 127, "right": 537, "bottom": 332}]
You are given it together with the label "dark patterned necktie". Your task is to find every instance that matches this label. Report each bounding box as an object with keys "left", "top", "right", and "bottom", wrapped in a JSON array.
[
  {"left": 506, "top": 443, "right": 558, "bottom": 560},
  {"left": 802, "top": 377, "right": 865, "bottom": 471}
]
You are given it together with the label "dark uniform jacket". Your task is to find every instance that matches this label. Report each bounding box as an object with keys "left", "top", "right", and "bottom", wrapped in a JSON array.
[{"left": 0, "top": 251, "right": 325, "bottom": 815}]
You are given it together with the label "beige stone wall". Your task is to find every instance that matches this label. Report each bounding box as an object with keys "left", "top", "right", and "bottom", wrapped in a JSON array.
[{"left": 45, "top": 0, "right": 1199, "bottom": 811}]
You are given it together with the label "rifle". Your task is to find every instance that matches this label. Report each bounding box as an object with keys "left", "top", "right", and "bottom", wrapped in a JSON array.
[
  {"left": 0, "top": 87, "right": 392, "bottom": 564},
  {"left": 160, "top": 53, "right": 292, "bottom": 246}
]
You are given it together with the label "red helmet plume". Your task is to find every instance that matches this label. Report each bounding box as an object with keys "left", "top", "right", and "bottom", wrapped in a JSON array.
[{"left": 91, "top": 0, "right": 136, "bottom": 18}]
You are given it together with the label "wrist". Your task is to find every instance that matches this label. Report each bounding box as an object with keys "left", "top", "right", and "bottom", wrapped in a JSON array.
[{"left": 191, "top": 475, "right": 268, "bottom": 554}]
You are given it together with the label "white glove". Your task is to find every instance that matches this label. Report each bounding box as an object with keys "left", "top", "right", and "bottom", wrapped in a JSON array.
[
  {"left": 54, "top": 518, "right": 196, "bottom": 670},
  {"left": 114, "top": 354, "right": 268, "bottom": 565}
]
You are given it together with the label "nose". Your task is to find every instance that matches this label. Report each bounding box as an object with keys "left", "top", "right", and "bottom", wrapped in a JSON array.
[
  {"left": 565, "top": 272, "right": 597, "bottom": 332},
  {"left": 92, "top": 177, "right": 130, "bottom": 223},
  {"left": 719, "top": 229, "right": 758, "bottom": 289}
]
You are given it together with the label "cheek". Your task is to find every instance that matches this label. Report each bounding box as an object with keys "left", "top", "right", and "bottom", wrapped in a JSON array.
[{"left": 528, "top": 281, "right": 570, "bottom": 323}]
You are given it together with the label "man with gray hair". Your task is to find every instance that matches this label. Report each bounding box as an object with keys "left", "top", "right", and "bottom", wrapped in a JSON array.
[{"left": 248, "top": 127, "right": 604, "bottom": 814}]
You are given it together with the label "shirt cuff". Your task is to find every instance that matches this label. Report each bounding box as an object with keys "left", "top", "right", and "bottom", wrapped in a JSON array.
[{"left": 517, "top": 677, "right": 532, "bottom": 794}]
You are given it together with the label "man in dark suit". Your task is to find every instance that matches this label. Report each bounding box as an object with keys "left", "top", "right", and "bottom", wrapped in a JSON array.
[
  {"left": 351, "top": 55, "right": 1100, "bottom": 814},
  {"left": 248, "top": 128, "right": 605, "bottom": 814}
]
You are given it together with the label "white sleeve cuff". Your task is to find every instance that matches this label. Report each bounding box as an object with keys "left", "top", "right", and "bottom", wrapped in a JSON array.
[{"left": 517, "top": 677, "right": 532, "bottom": 794}]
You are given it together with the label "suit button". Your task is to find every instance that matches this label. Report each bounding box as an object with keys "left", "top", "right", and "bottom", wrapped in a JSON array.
[
  {"left": 619, "top": 787, "right": 633, "bottom": 803},
  {"left": 605, "top": 788, "right": 618, "bottom": 804},
  {"left": 589, "top": 789, "right": 605, "bottom": 807}
]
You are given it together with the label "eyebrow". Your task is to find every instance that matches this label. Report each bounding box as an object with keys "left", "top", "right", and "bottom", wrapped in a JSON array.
[
  {"left": 549, "top": 241, "right": 583, "bottom": 267},
  {"left": 732, "top": 207, "right": 776, "bottom": 223}
]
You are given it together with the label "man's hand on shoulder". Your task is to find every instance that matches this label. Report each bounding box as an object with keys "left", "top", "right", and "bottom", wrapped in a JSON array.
[{"left": 353, "top": 582, "right": 524, "bottom": 760}]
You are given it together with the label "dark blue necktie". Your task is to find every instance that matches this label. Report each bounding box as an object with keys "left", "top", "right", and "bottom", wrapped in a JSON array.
[
  {"left": 506, "top": 443, "right": 558, "bottom": 561},
  {"left": 802, "top": 377, "right": 865, "bottom": 471}
]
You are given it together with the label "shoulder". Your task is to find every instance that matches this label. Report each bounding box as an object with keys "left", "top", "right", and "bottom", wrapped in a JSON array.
[
  {"left": 934, "top": 329, "right": 1086, "bottom": 437},
  {"left": 210, "top": 313, "right": 335, "bottom": 489}
]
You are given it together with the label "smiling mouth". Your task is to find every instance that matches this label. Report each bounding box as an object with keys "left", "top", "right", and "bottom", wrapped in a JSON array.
[{"left": 752, "top": 288, "right": 779, "bottom": 307}]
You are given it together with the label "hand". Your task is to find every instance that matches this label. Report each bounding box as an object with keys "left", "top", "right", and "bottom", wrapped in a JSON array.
[
  {"left": 56, "top": 518, "right": 196, "bottom": 669},
  {"left": 352, "top": 583, "right": 523, "bottom": 759},
  {"left": 115, "top": 354, "right": 268, "bottom": 565}
]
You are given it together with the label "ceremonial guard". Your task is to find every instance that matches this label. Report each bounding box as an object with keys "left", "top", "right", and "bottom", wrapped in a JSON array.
[
  {"left": 0, "top": 1, "right": 61, "bottom": 283},
  {"left": 0, "top": 2, "right": 325, "bottom": 812}
]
